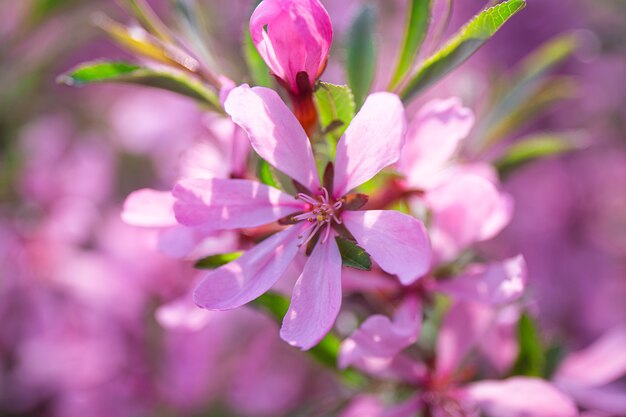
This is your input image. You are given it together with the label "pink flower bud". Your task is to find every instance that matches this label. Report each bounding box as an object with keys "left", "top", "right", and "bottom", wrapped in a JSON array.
[{"left": 250, "top": 0, "right": 333, "bottom": 97}]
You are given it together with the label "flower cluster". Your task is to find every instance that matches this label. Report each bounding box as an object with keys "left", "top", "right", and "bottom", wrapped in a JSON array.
[{"left": 2, "top": 0, "right": 626, "bottom": 416}]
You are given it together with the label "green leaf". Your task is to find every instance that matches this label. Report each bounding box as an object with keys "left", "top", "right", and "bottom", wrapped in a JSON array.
[
  {"left": 336, "top": 237, "right": 372, "bottom": 271},
  {"left": 92, "top": 13, "right": 219, "bottom": 86},
  {"left": 346, "top": 6, "right": 377, "bottom": 107},
  {"left": 58, "top": 61, "right": 222, "bottom": 111},
  {"left": 495, "top": 132, "right": 586, "bottom": 177},
  {"left": 401, "top": 0, "right": 526, "bottom": 102},
  {"left": 243, "top": 30, "right": 273, "bottom": 87},
  {"left": 122, "top": 0, "right": 174, "bottom": 42},
  {"left": 388, "top": 0, "right": 432, "bottom": 90},
  {"left": 314, "top": 82, "right": 356, "bottom": 141},
  {"left": 172, "top": 0, "right": 220, "bottom": 72},
  {"left": 257, "top": 159, "right": 279, "bottom": 188},
  {"left": 512, "top": 313, "right": 545, "bottom": 377},
  {"left": 194, "top": 252, "right": 244, "bottom": 269}
]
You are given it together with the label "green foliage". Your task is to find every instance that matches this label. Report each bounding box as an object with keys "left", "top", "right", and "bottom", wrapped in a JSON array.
[
  {"left": 475, "top": 34, "right": 579, "bottom": 148},
  {"left": 336, "top": 237, "right": 372, "bottom": 271},
  {"left": 314, "top": 82, "right": 356, "bottom": 141},
  {"left": 512, "top": 313, "right": 545, "bottom": 377},
  {"left": 243, "top": 30, "right": 273, "bottom": 87},
  {"left": 389, "top": 0, "right": 432, "bottom": 89},
  {"left": 495, "top": 132, "right": 585, "bottom": 177},
  {"left": 401, "top": 0, "right": 526, "bottom": 102},
  {"left": 194, "top": 252, "right": 244, "bottom": 269},
  {"left": 257, "top": 159, "right": 280, "bottom": 189},
  {"left": 346, "top": 6, "right": 377, "bottom": 108},
  {"left": 58, "top": 61, "right": 222, "bottom": 111}
]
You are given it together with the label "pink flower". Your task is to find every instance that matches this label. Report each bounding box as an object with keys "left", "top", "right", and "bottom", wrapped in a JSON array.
[
  {"left": 173, "top": 85, "right": 431, "bottom": 349},
  {"left": 250, "top": 0, "right": 332, "bottom": 97},
  {"left": 339, "top": 298, "right": 577, "bottom": 417},
  {"left": 396, "top": 98, "right": 513, "bottom": 261},
  {"left": 553, "top": 325, "right": 626, "bottom": 415}
]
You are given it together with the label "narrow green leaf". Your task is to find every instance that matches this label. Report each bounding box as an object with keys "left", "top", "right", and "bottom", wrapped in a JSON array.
[
  {"left": 475, "top": 34, "right": 578, "bottom": 148},
  {"left": 495, "top": 132, "right": 586, "bottom": 177},
  {"left": 122, "top": 0, "right": 174, "bottom": 43},
  {"left": 194, "top": 252, "right": 244, "bottom": 269},
  {"left": 92, "top": 14, "right": 202, "bottom": 76},
  {"left": 388, "top": 0, "right": 432, "bottom": 90},
  {"left": 314, "top": 82, "right": 356, "bottom": 141},
  {"left": 401, "top": 0, "right": 526, "bottom": 102},
  {"left": 346, "top": 6, "right": 377, "bottom": 107},
  {"left": 336, "top": 237, "right": 372, "bottom": 271},
  {"left": 243, "top": 30, "right": 273, "bottom": 87},
  {"left": 512, "top": 313, "right": 545, "bottom": 377},
  {"left": 58, "top": 61, "right": 222, "bottom": 111},
  {"left": 172, "top": 0, "right": 220, "bottom": 72}
]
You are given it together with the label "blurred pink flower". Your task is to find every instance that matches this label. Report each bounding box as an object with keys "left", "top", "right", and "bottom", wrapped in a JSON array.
[
  {"left": 396, "top": 98, "right": 513, "bottom": 261},
  {"left": 173, "top": 85, "right": 431, "bottom": 349},
  {"left": 553, "top": 325, "right": 626, "bottom": 415}
]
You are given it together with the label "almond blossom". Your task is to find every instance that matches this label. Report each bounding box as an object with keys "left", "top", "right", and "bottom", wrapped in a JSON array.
[
  {"left": 339, "top": 256, "right": 578, "bottom": 417},
  {"left": 173, "top": 84, "right": 431, "bottom": 349},
  {"left": 395, "top": 98, "right": 513, "bottom": 261}
]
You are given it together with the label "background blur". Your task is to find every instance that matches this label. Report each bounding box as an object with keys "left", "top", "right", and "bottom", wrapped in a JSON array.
[{"left": 1, "top": 0, "right": 625, "bottom": 416}]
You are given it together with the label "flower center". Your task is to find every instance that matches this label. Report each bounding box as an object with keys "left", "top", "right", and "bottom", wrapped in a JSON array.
[{"left": 293, "top": 187, "right": 342, "bottom": 247}]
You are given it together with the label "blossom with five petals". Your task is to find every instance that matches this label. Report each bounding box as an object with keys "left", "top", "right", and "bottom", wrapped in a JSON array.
[{"left": 173, "top": 85, "right": 431, "bottom": 349}]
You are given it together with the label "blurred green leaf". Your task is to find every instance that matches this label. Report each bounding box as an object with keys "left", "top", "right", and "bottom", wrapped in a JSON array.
[
  {"left": 243, "top": 30, "right": 273, "bottom": 87},
  {"left": 92, "top": 14, "right": 208, "bottom": 80},
  {"left": 58, "top": 61, "right": 222, "bottom": 110},
  {"left": 476, "top": 34, "right": 579, "bottom": 148},
  {"left": 336, "top": 237, "right": 372, "bottom": 271},
  {"left": 346, "top": 6, "right": 377, "bottom": 107},
  {"left": 495, "top": 132, "right": 585, "bottom": 176},
  {"left": 122, "top": 0, "right": 174, "bottom": 42},
  {"left": 314, "top": 82, "right": 356, "bottom": 141},
  {"left": 31, "top": 0, "right": 75, "bottom": 23},
  {"left": 512, "top": 313, "right": 545, "bottom": 377},
  {"left": 401, "top": 0, "right": 526, "bottom": 102},
  {"left": 194, "top": 252, "right": 244, "bottom": 269},
  {"left": 389, "top": 0, "right": 432, "bottom": 90},
  {"left": 173, "top": 0, "right": 220, "bottom": 71}
]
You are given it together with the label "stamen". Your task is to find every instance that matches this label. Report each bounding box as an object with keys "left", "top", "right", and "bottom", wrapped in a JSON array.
[{"left": 296, "top": 193, "right": 319, "bottom": 205}]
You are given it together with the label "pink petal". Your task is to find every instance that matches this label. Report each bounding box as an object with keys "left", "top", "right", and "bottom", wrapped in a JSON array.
[
  {"left": 465, "top": 377, "right": 578, "bottom": 417},
  {"left": 342, "top": 210, "right": 431, "bottom": 285},
  {"left": 173, "top": 178, "right": 306, "bottom": 230},
  {"left": 397, "top": 97, "right": 474, "bottom": 190},
  {"left": 339, "top": 297, "right": 421, "bottom": 369},
  {"left": 340, "top": 396, "right": 385, "bottom": 417},
  {"left": 121, "top": 188, "right": 177, "bottom": 227},
  {"left": 424, "top": 174, "right": 513, "bottom": 261},
  {"left": 436, "top": 301, "right": 493, "bottom": 378},
  {"left": 436, "top": 255, "right": 527, "bottom": 305},
  {"left": 560, "top": 383, "right": 626, "bottom": 415},
  {"left": 250, "top": 0, "right": 332, "bottom": 92},
  {"left": 280, "top": 237, "right": 342, "bottom": 350},
  {"left": 555, "top": 325, "right": 626, "bottom": 387},
  {"left": 193, "top": 225, "right": 303, "bottom": 310},
  {"left": 156, "top": 292, "right": 214, "bottom": 331},
  {"left": 224, "top": 85, "right": 320, "bottom": 190},
  {"left": 333, "top": 93, "right": 407, "bottom": 197}
]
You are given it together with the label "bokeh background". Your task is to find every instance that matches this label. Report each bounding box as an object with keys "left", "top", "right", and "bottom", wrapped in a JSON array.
[{"left": 1, "top": 0, "right": 625, "bottom": 416}]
